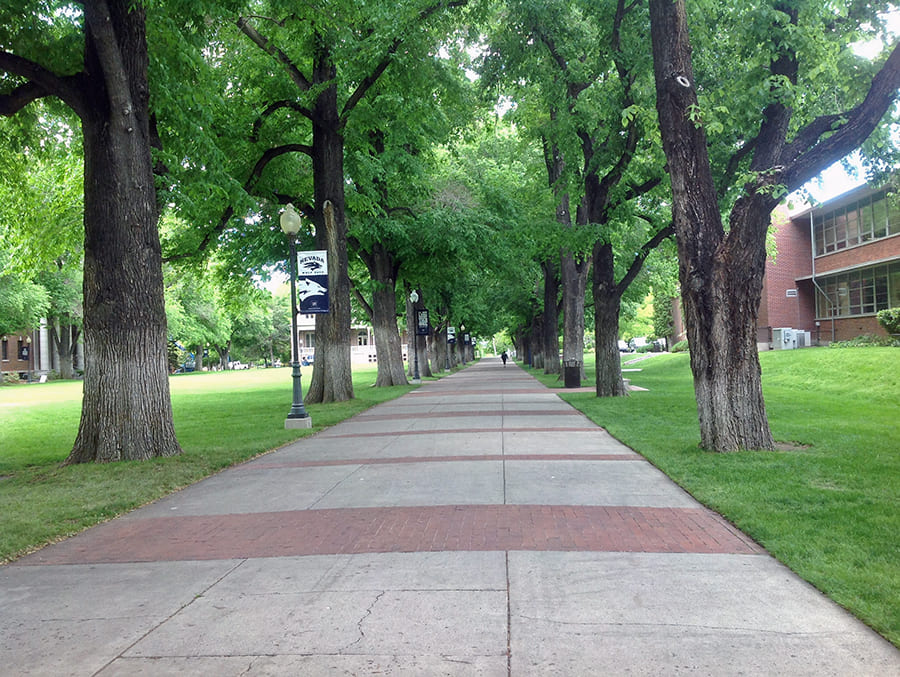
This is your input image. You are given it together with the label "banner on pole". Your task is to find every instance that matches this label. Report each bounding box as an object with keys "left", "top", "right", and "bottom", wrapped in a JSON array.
[
  {"left": 297, "top": 250, "right": 329, "bottom": 313},
  {"left": 416, "top": 310, "right": 430, "bottom": 336}
]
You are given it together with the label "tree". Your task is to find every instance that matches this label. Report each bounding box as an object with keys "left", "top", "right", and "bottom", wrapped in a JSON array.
[
  {"left": 649, "top": 0, "right": 900, "bottom": 450},
  {"left": 345, "top": 47, "right": 476, "bottom": 387},
  {"left": 484, "top": 0, "right": 672, "bottom": 395},
  {"left": 1, "top": 2, "right": 182, "bottom": 462},
  {"left": 0, "top": 105, "right": 84, "bottom": 378},
  {"left": 181, "top": 1, "right": 469, "bottom": 403},
  {"left": 163, "top": 262, "right": 236, "bottom": 371},
  {"left": 0, "top": 268, "right": 49, "bottom": 337},
  {"left": 37, "top": 262, "right": 83, "bottom": 379}
]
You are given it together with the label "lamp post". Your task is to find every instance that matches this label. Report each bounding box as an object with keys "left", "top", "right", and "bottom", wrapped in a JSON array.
[
  {"left": 25, "top": 335, "right": 32, "bottom": 383},
  {"left": 460, "top": 324, "right": 466, "bottom": 365},
  {"left": 409, "top": 290, "right": 421, "bottom": 383},
  {"left": 280, "top": 204, "right": 312, "bottom": 429}
]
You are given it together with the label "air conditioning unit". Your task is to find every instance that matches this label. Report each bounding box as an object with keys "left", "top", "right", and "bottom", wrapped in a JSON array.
[
  {"left": 772, "top": 328, "right": 796, "bottom": 350},
  {"left": 796, "top": 331, "right": 811, "bottom": 348}
]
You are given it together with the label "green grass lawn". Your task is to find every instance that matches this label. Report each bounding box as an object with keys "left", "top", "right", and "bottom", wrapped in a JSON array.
[
  {"left": 527, "top": 347, "right": 899, "bottom": 647},
  {"left": 0, "top": 365, "right": 421, "bottom": 563}
]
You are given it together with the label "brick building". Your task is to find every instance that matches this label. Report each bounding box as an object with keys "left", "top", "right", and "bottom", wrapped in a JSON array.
[
  {"left": 1, "top": 325, "right": 48, "bottom": 380},
  {"left": 759, "top": 183, "right": 900, "bottom": 346}
]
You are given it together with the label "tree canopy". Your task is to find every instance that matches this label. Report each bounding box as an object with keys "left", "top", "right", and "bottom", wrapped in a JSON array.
[{"left": 2, "top": 0, "right": 899, "bottom": 460}]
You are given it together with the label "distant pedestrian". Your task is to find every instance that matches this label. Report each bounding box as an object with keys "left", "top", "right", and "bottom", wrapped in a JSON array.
[{"left": 501, "top": 351, "right": 508, "bottom": 366}]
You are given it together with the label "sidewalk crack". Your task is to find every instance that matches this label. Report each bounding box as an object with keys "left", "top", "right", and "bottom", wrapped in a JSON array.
[{"left": 341, "top": 590, "right": 386, "bottom": 653}]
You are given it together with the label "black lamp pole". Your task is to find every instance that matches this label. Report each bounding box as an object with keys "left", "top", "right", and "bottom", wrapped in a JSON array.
[
  {"left": 281, "top": 204, "right": 312, "bottom": 429},
  {"left": 410, "top": 290, "right": 421, "bottom": 383}
]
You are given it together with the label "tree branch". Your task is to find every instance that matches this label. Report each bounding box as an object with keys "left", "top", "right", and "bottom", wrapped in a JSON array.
[
  {"left": 272, "top": 193, "right": 314, "bottom": 215},
  {"left": 349, "top": 276, "right": 374, "bottom": 323},
  {"left": 620, "top": 176, "right": 663, "bottom": 204},
  {"left": 341, "top": 0, "right": 468, "bottom": 121},
  {"left": 747, "top": 5, "right": 799, "bottom": 174},
  {"left": 0, "top": 51, "right": 86, "bottom": 117},
  {"left": 84, "top": 0, "right": 135, "bottom": 118},
  {"left": 164, "top": 144, "right": 313, "bottom": 262},
  {"left": 781, "top": 41, "right": 900, "bottom": 191},
  {"left": 616, "top": 221, "right": 675, "bottom": 295},
  {"left": 251, "top": 100, "right": 315, "bottom": 140},
  {"left": 779, "top": 114, "right": 843, "bottom": 165},
  {"left": 534, "top": 28, "right": 590, "bottom": 100},
  {"left": 236, "top": 16, "right": 311, "bottom": 91}
]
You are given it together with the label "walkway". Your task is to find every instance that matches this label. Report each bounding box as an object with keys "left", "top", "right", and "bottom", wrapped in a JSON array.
[{"left": 2, "top": 358, "right": 898, "bottom": 675}]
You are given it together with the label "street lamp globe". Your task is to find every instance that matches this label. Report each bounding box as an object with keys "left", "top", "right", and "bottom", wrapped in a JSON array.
[{"left": 280, "top": 203, "right": 302, "bottom": 236}]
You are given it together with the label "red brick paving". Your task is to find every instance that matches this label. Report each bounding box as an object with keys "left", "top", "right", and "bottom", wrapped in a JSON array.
[{"left": 20, "top": 505, "right": 763, "bottom": 566}]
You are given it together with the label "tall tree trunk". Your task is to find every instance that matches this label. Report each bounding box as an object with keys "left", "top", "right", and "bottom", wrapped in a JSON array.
[
  {"left": 560, "top": 251, "right": 589, "bottom": 374},
  {"left": 544, "top": 139, "right": 587, "bottom": 377},
  {"left": 530, "top": 312, "right": 544, "bottom": 369},
  {"left": 50, "top": 322, "right": 75, "bottom": 380},
  {"left": 419, "top": 334, "right": 432, "bottom": 377},
  {"left": 305, "top": 54, "right": 353, "bottom": 403},
  {"left": 433, "top": 324, "right": 449, "bottom": 372},
  {"left": 649, "top": 0, "right": 774, "bottom": 451},
  {"left": 593, "top": 243, "right": 627, "bottom": 397},
  {"left": 358, "top": 243, "right": 407, "bottom": 387},
  {"left": 67, "top": 1, "right": 182, "bottom": 463},
  {"left": 542, "top": 257, "right": 560, "bottom": 375},
  {"left": 370, "top": 284, "right": 406, "bottom": 387}
]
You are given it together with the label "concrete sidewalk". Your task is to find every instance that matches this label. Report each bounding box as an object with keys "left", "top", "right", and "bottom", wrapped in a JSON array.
[{"left": 2, "top": 358, "right": 898, "bottom": 675}]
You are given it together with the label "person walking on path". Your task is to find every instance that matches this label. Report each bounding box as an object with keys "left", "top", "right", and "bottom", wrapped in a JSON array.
[{"left": 501, "top": 350, "right": 508, "bottom": 366}]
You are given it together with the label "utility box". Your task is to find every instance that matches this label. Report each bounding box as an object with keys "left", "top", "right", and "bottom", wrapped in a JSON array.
[{"left": 772, "top": 328, "right": 797, "bottom": 350}]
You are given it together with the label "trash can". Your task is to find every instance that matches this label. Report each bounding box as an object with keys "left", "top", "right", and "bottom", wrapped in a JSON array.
[{"left": 563, "top": 359, "right": 582, "bottom": 388}]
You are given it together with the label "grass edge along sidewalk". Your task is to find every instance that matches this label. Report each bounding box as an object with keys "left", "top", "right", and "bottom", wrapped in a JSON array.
[
  {"left": 525, "top": 347, "right": 899, "bottom": 648},
  {"left": 0, "top": 364, "right": 451, "bottom": 565}
]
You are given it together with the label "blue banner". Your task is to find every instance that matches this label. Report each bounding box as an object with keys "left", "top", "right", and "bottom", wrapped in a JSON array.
[{"left": 297, "top": 250, "right": 329, "bottom": 313}]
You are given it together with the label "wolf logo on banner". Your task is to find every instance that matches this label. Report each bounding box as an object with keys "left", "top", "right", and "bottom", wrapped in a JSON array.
[{"left": 297, "top": 251, "right": 329, "bottom": 313}]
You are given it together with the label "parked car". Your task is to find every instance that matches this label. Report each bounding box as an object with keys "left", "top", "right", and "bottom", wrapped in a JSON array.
[
  {"left": 628, "top": 337, "right": 647, "bottom": 351},
  {"left": 618, "top": 340, "right": 629, "bottom": 352},
  {"left": 228, "top": 361, "right": 249, "bottom": 370}
]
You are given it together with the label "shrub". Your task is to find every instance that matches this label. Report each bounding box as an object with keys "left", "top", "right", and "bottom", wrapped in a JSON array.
[
  {"left": 2, "top": 372, "right": 22, "bottom": 386},
  {"left": 877, "top": 307, "right": 900, "bottom": 335},
  {"left": 671, "top": 340, "right": 690, "bottom": 353},
  {"left": 829, "top": 334, "right": 898, "bottom": 348}
]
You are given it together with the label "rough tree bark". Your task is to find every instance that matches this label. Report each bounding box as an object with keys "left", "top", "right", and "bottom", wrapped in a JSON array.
[
  {"left": 649, "top": 0, "right": 775, "bottom": 451},
  {"left": 354, "top": 242, "right": 408, "bottom": 387},
  {"left": 0, "top": 1, "right": 182, "bottom": 462},
  {"left": 649, "top": 0, "right": 900, "bottom": 451},
  {"left": 304, "top": 57, "right": 354, "bottom": 403},
  {"left": 541, "top": 257, "right": 561, "bottom": 375},
  {"left": 70, "top": 2, "right": 181, "bottom": 462},
  {"left": 593, "top": 244, "right": 628, "bottom": 397}
]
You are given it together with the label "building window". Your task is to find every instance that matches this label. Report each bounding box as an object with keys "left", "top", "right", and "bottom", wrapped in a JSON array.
[
  {"left": 813, "top": 190, "right": 900, "bottom": 255},
  {"left": 1, "top": 337, "right": 7, "bottom": 361},
  {"left": 816, "top": 262, "right": 898, "bottom": 317},
  {"left": 357, "top": 330, "right": 369, "bottom": 346}
]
